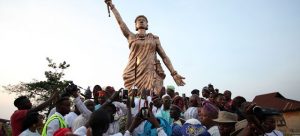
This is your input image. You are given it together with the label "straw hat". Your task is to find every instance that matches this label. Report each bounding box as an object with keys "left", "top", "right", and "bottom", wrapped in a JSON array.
[
  {"left": 230, "top": 119, "right": 248, "bottom": 136},
  {"left": 213, "top": 111, "right": 238, "bottom": 123}
]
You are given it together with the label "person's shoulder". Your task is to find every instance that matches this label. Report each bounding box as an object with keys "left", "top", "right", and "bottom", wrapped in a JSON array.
[
  {"left": 273, "top": 130, "right": 284, "bottom": 136},
  {"left": 15, "top": 109, "right": 29, "bottom": 113},
  {"left": 110, "top": 132, "right": 123, "bottom": 136},
  {"left": 74, "top": 126, "right": 87, "bottom": 135},
  {"left": 148, "top": 33, "right": 159, "bottom": 39},
  {"left": 208, "top": 125, "right": 220, "bottom": 136},
  {"left": 11, "top": 110, "right": 29, "bottom": 118}
]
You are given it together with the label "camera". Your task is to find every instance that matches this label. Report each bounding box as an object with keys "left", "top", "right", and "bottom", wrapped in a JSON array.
[
  {"left": 253, "top": 106, "right": 280, "bottom": 118},
  {"left": 65, "top": 82, "right": 79, "bottom": 96},
  {"left": 122, "top": 89, "right": 128, "bottom": 101}
]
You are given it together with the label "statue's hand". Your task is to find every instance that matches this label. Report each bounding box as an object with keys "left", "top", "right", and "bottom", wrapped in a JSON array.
[
  {"left": 105, "top": 0, "right": 111, "bottom": 3},
  {"left": 105, "top": 0, "right": 115, "bottom": 10},
  {"left": 105, "top": 0, "right": 113, "bottom": 6},
  {"left": 173, "top": 73, "right": 185, "bottom": 86}
]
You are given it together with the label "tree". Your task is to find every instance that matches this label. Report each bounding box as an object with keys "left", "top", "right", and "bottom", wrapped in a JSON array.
[{"left": 3, "top": 57, "right": 71, "bottom": 117}]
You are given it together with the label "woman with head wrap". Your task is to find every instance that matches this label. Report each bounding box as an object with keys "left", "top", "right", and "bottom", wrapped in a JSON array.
[
  {"left": 181, "top": 119, "right": 211, "bottom": 136},
  {"left": 95, "top": 90, "right": 109, "bottom": 110},
  {"left": 172, "top": 95, "right": 185, "bottom": 112},
  {"left": 198, "top": 101, "right": 220, "bottom": 136}
]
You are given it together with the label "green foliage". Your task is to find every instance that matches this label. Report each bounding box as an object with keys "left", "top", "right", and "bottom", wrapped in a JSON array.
[{"left": 3, "top": 57, "right": 71, "bottom": 116}]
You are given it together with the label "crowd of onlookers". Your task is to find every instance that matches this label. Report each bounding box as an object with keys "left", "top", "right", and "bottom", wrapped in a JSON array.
[{"left": 8, "top": 83, "right": 284, "bottom": 136}]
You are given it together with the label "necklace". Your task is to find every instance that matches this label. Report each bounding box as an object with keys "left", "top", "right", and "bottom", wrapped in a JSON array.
[{"left": 136, "top": 33, "right": 146, "bottom": 40}]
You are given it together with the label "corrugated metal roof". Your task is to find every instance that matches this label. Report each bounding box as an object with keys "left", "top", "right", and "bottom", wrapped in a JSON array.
[{"left": 252, "top": 92, "right": 300, "bottom": 112}]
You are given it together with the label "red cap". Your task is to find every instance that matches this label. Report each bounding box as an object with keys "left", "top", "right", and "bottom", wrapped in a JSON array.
[{"left": 53, "top": 128, "right": 72, "bottom": 136}]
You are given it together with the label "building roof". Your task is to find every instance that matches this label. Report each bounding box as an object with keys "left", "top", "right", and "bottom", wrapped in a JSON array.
[
  {"left": 0, "top": 118, "right": 9, "bottom": 123},
  {"left": 252, "top": 92, "right": 300, "bottom": 112}
]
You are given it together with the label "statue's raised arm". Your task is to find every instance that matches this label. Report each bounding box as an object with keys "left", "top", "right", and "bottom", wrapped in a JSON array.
[
  {"left": 104, "top": 0, "right": 185, "bottom": 95},
  {"left": 105, "top": 0, "right": 134, "bottom": 39}
]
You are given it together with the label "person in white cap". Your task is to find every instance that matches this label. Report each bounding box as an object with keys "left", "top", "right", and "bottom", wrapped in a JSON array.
[{"left": 155, "top": 94, "right": 172, "bottom": 124}]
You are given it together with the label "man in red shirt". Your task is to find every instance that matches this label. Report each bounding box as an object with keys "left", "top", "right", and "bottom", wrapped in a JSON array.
[
  {"left": 10, "top": 92, "right": 58, "bottom": 136},
  {"left": 223, "top": 90, "right": 233, "bottom": 111}
]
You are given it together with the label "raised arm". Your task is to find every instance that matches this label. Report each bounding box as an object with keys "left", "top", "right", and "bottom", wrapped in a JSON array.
[
  {"left": 105, "top": 0, "right": 134, "bottom": 39},
  {"left": 29, "top": 90, "right": 59, "bottom": 113},
  {"left": 156, "top": 38, "right": 185, "bottom": 86}
]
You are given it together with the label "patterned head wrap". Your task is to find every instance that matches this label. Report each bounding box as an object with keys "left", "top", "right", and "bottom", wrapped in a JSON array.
[
  {"left": 202, "top": 101, "right": 219, "bottom": 119},
  {"left": 181, "top": 119, "right": 211, "bottom": 136}
]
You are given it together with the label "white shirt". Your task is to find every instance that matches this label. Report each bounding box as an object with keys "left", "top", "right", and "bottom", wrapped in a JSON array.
[
  {"left": 71, "top": 96, "right": 94, "bottom": 132},
  {"left": 73, "top": 96, "right": 92, "bottom": 119},
  {"left": 183, "top": 107, "right": 198, "bottom": 120},
  {"left": 46, "top": 112, "right": 66, "bottom": 136},
  {"left": 113, "top": 101, "right": 128, "bottom": 117},
  {"left": 208, "top": 125, "right": 221, "bottom": 136},
  {"left": 73, "top": 126, "right": 87, "bottom": 136},
  {"left": 131, "top": 97, "right": 148, "bottom": 117},
  {"left": 48, "top": 107, "right": 56, "bottom": 119},
  {"left": 19, "top": 129, "right": 40, "bottom": 136},
  {"left": 72, "top": 114, "right": 88, "bottom": 132},
  {"left": 73, "top": 97, "right": 125, "bottom": 135},
  {"left": 73, "top": 126, "right": 123, "bottom": 136},
  {"left": 264, "top": 130, "right": 284, "bottom": 136},
  {"left": 124, "top": 123, "right": 168, "bottom": 136},
  {"left": 64, "top": 111, "right": 78, "bottom": 129},
  {"left": 147, "top": 96, "right": 152, "bottom": 105},
  {"left": 152, "top": 106, "right": 163, "bottom": 115},
  {"left": 74, "top": 123, "right": 168, "bottom": 136},
  {"left": 104, "top": 121, "right": 120, "bottom": 135}
]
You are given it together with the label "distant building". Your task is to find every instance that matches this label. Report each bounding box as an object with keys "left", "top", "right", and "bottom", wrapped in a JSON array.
[
  {"left": 0, "top": 118, "right": 10, "bottom": 136},
  {"left": 253, "top": 92, "right": 300, "bottom": 135}
]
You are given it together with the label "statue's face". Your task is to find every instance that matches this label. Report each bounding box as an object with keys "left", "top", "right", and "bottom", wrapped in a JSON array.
[{"left": 135, "top": 17, "right": 148, "bottom": 30}]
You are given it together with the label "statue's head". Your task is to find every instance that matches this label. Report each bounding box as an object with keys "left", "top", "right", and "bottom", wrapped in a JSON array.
[{"left": 135, "top": 15, "right": 148, "bottom": 31}]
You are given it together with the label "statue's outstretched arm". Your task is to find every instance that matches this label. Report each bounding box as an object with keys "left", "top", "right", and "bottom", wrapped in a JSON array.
[
  {"left": 156, "top": 38, "right": 185, "bottom": 86},
  {"left": 105, "top": 0, "right": 133, "bottom": 39}
]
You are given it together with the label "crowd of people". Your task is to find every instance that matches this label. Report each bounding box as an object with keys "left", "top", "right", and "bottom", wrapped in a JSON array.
[{"left": 10, "top": 83, "right": 284, "bottom": 136}]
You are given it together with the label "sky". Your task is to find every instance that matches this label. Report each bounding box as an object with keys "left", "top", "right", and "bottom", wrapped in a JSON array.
[{"left": 1, "top": 0, "right": 300, "bottom": 119}]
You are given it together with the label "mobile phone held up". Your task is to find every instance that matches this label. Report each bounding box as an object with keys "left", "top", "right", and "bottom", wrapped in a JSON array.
[
  {"left": 122, "top": 89, "right": 128, "bottom": 101},
  {"left": 140, "top": 107, "right": 149, "bottom": 119}
]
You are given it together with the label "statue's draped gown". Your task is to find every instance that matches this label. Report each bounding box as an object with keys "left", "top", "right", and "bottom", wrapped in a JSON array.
[{"left": 123, "top": 34, "right": 165, "bottom": 95}]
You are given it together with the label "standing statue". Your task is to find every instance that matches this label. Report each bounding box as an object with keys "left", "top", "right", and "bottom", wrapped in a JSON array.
[{"left": 105, "top": 0, "right": 185, "bottom": 95}]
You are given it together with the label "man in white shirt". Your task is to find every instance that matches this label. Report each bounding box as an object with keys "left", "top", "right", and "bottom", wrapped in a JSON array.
[
  {"left": 64, "top": 105, "right": 80, "bottom": 128},
  {"left": 262, "top": 116, "right": 283, "bottom": 136},
  {"left": 131, "top": 88, "right": 149, "bottom": 117},
  {"left": 72, "top": 99, "right": 95, "bottom": 131},
  {"left": 41, "top": 97, "right": 71, "bottom": 136},
  {"left": 42, "top": 84, "right": 91, "bottom": 136},
  {"left": 151, "top": 95, "right": 163, "bottom": 115}
]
